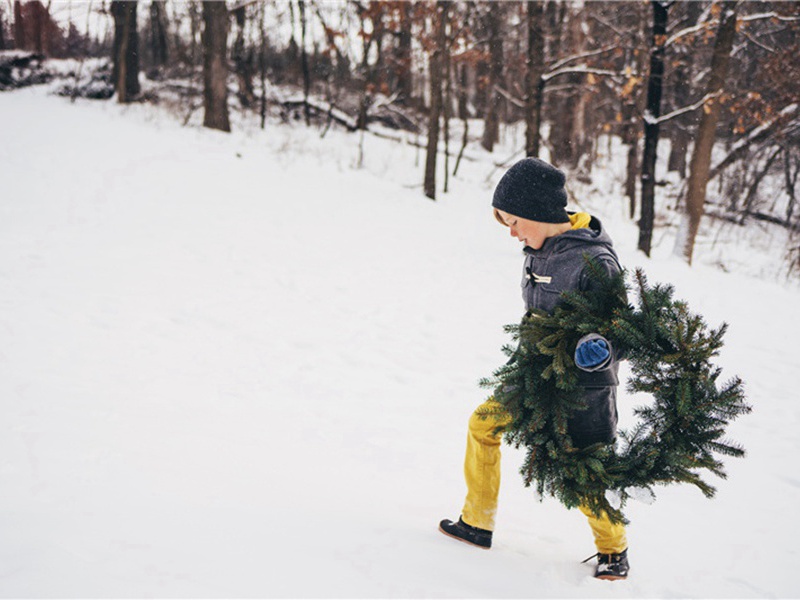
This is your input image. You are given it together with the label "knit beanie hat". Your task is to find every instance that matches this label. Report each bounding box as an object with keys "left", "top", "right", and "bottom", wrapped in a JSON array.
[{"left": 492, "top": 157, "right": 569, "bottom": 223}]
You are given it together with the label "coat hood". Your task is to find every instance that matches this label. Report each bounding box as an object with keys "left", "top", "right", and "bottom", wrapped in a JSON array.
[{"left": 523, "top": 214, "right": 616, "bottom": 258}]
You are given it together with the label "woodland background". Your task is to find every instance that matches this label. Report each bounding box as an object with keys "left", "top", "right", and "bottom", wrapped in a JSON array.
[
  {"left": 3, "top": 3, "right": 800, "bottom": 596},
  {"left": 2, "top": 0, "right": 799, "bottom": 278}
]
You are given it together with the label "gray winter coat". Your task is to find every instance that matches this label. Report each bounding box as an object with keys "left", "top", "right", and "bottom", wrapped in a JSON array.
[{"left": 520, "top": 215, "right": 622, "bottom": 447}]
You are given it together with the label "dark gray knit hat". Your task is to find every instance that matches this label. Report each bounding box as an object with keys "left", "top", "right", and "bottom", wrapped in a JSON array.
[{"left": 492, "top": 158, "right": 569, "bottom": 223}]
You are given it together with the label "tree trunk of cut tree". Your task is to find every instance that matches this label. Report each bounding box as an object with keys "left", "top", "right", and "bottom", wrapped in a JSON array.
[
  {"left": 674, "top": 2, "right": 738, "bottom": 265},
  {"left": 202, "top": 1, "right": 230, "bottom": 132},
  {"left": 111, "top": 1, "right": 141, "bottom": 103},
  {"left": 424, "top": 1, "right": 448, "bottom": 200},
  {"left": 637, "top": 1, "right": 669, "bottom": 257},
  {"left": 525, "top": 0, "right": 545, "bottom": 158}
]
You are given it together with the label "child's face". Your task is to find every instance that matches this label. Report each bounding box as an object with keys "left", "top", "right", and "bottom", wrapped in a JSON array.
[{"left": 496, "top": 210, "right": 551, "bottom": 250}]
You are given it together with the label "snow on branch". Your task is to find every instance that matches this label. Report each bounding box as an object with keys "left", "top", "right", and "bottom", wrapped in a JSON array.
[
  {"left": 495, "top": 86, "right": 525, "bottom": 109},
  {"left": 228, "top": 0, "right": 260, "bottom": 13},
  {"left": 665, "top": 11, "right": 800, "bottom": 48},
  {"left": 709, "top": 103, "right": 799, "bottom": 180},
  {"left": 665, "top": 21, "right": 714, "bottom": 47},
  {"left": 547, "top": 44, "right": 620, "bottom": 73},
  {"left": 645, "top": 91, "right": 722, "bottom": 126},
  {"left": 739, "top": 12, "right": 800, "bottom": 23},
  {"left": 542, "top": 66, "right": 619, "bottom": 83}
]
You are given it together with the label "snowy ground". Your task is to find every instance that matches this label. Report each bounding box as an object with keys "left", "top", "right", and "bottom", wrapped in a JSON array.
[{"left": 2, "top": 84, "right": 799, "bottom": 598}]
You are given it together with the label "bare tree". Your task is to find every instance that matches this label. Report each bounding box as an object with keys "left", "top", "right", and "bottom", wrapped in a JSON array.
[
  {"left": 524, "top": 0, "right": 545, "bottom": 158},
  {"left": 202, "top": 1, "right": 230, "bottom": 132},
  {"left": 111, "top": 1, "right": 141, "bottom": 103},
  {"left": 258, "top": 0, "right": 268, "bottom": 129},
  {"left": 674, "top": 1, "right": 739, "bottom": 265},
  {"left": 664, "top": 4, "right": 703, "bottom": 179},
  {"left": 637, "top": 1, "right": 671, "bottom": 257},
  {"left": 551, "top": 4, "right": 591, "bottom": 168},
  {"left": 148, "top": 1, "right": 169, "bottom": 69},
  {"left": 232, "top": 2, "right": 255, "bottom": 108},
  {"left": 0, "top": 5, "right": 7, "bottom": 50},
  {"left": 353, "top": 1, "right": 386, "bottom": 131},
  {"left": 424, "top": 1, "right": 448, "bottom": 200},
  {"left": 298, "top": 0, "right": 310, "bottom": 126},
  {"left": 480, "top": 2, "right": 503, "bottom": 152},
  {"left": 395, "top": 1, "right": 413, "bottom": 106},
  {"left": 13, "top": 1, "right": 23, "bottom": 50}
]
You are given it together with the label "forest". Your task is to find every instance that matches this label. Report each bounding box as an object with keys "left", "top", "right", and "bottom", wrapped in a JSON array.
[{"left": 2, "top": 0, "right": 799, "bottom": 276}]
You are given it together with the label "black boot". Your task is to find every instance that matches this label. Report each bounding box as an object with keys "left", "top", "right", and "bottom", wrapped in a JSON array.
[
  {"left": 588, "top": 548, "right": 630, "bottom": 580},
  {"left": 438, "top": 517, "right": 492, "bottom": 549}
]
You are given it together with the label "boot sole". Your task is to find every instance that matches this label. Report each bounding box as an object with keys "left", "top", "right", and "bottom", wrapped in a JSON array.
[
  {"left": 438, "top": 524, "right": 491, "bottom": 549},
  {"left": 595, "top": 574, "right": 628, "bottom": 581}
]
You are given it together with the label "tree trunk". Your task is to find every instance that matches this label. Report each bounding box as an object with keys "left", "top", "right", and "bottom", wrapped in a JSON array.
[
  {"left": 525, "top": 0, "right": 545, "bottom": 158},
  {"left": 13, "top": 1, "right": 24, "bottom": 50},
  {"left": 550, "top": 4, "right": 583, "bottom": 168},
  {"left": 202, "top": 1, "right": 230, "bottom": 132},
  {"left": 148, "top": 1, "right": 169, "bottom": 68},
  {"left": 232, "top": 3, "right": 255, "bottom": 108},
  {"left": 666, "top": 2, "right": 702, "bottom": 180},
  {"left": 298, "top": 0, "right": 310, "bottom": 126},
  {"left": 625, "top": 138, "right": 639, "bottom": 219},
  {"left": 674, "top": 2, "right": 738, "bottom": 265},
  {"left": 424, "top": 1, "right": 448, "bottom": 200},
  {"left": 667, "top": 124, "right": 690, "bottom": 177},
  {"left": 111, "top": 1, "right": 141, "bottom": 103},
  {"left": 27, "top": 0, "right": 48, "bottom": 55},
  {"left": 0, "top": 8, "right": 6, "bottom": 50},
  {"left": 356, "top": 5, "right": 384, "bottom": 132},
  {"left": 784, "top": 150, "right": 799, "bottom": 226},
  {"left": 480, "top": 2, "right": 503, "bottom": 152},
  {"left": 396, "top": 2, "right": 413, "bottom": 106},
  {"left": 259, "top": 0, "right": 267, "bottom": 129},
  {"left": 637, "top": 1, "right": 669, "bottom": 257},
  {"left": 457, "top": 62, "right": 468, "bottom": 121},
  {"left": 444, "top": 21, "right": 452, "bottom": 195}
]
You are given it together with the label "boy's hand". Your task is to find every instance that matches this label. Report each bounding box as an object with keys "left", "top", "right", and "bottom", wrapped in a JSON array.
[{"left": 575, "top": 338, "right": 610, "bottom": 369}]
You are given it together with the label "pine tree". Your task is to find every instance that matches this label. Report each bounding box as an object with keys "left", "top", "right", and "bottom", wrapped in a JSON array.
[{"left": 481, "top": 261, "right": 750, "bottom": 523}]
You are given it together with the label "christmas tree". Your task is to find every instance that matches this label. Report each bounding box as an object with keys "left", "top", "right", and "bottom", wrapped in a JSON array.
[{"left": 480, "top": 261, "right": 751, "bottom": 523}]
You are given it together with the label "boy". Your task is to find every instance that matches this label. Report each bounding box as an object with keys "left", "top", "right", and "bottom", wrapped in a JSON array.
[{"left": 438, "top": 157, "right": 630, "bottom": 581}]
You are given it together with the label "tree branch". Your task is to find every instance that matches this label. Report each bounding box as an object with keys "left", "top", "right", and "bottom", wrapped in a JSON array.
[
  {"left": 542, "top": 66, "right": 620, "bottom": 83},
  {"left": 666, "top": 20, "right": 715, "bottom": 47},
  {"left": 709, "top": 103, "right": 799, "bottom": 180},
  {"left": 547, "top": 44, "right": 620, "bottom": 73},
  {"left": 739, "top": 12, "right": 800, "bottom": 23},
  {"left": 646, "top": 91, "right": 722, "bottom": 125}
]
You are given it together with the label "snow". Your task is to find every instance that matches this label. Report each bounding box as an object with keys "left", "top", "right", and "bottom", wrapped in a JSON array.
[{"left": 2, "top": 83, "right": 799, "bottom": 598}]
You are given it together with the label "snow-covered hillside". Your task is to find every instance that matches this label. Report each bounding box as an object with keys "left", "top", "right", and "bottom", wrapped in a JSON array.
[{"left": 1, "top": 84, "right": 799, "bottom": 598}]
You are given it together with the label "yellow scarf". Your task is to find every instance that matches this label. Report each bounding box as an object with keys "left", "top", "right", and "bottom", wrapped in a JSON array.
[{"left": 569, "top": 212, "right": 592, "bottom": 230}]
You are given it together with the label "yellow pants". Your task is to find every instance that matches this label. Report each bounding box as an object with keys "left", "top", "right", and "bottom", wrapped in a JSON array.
[{"left": 461, "top": 399, "right": 627, "bottom": 554}]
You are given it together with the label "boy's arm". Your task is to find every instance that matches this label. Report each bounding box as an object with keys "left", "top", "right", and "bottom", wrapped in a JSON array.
[{"left": 575, "top": 255, "right": 626, "bottom": 372}]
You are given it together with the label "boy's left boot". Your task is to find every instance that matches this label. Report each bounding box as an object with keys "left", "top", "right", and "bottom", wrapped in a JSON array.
[
  {"left": 438, "top": 517, "right": 492, "bottom": 549},
  {"left": 592, "top": 548, "right": 630, "bottom": 580}
]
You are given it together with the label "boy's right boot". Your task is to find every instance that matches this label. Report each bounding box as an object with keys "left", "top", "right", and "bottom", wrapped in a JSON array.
[{"left": 438, "top": 517, "right": 492, "bottom": 549}]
